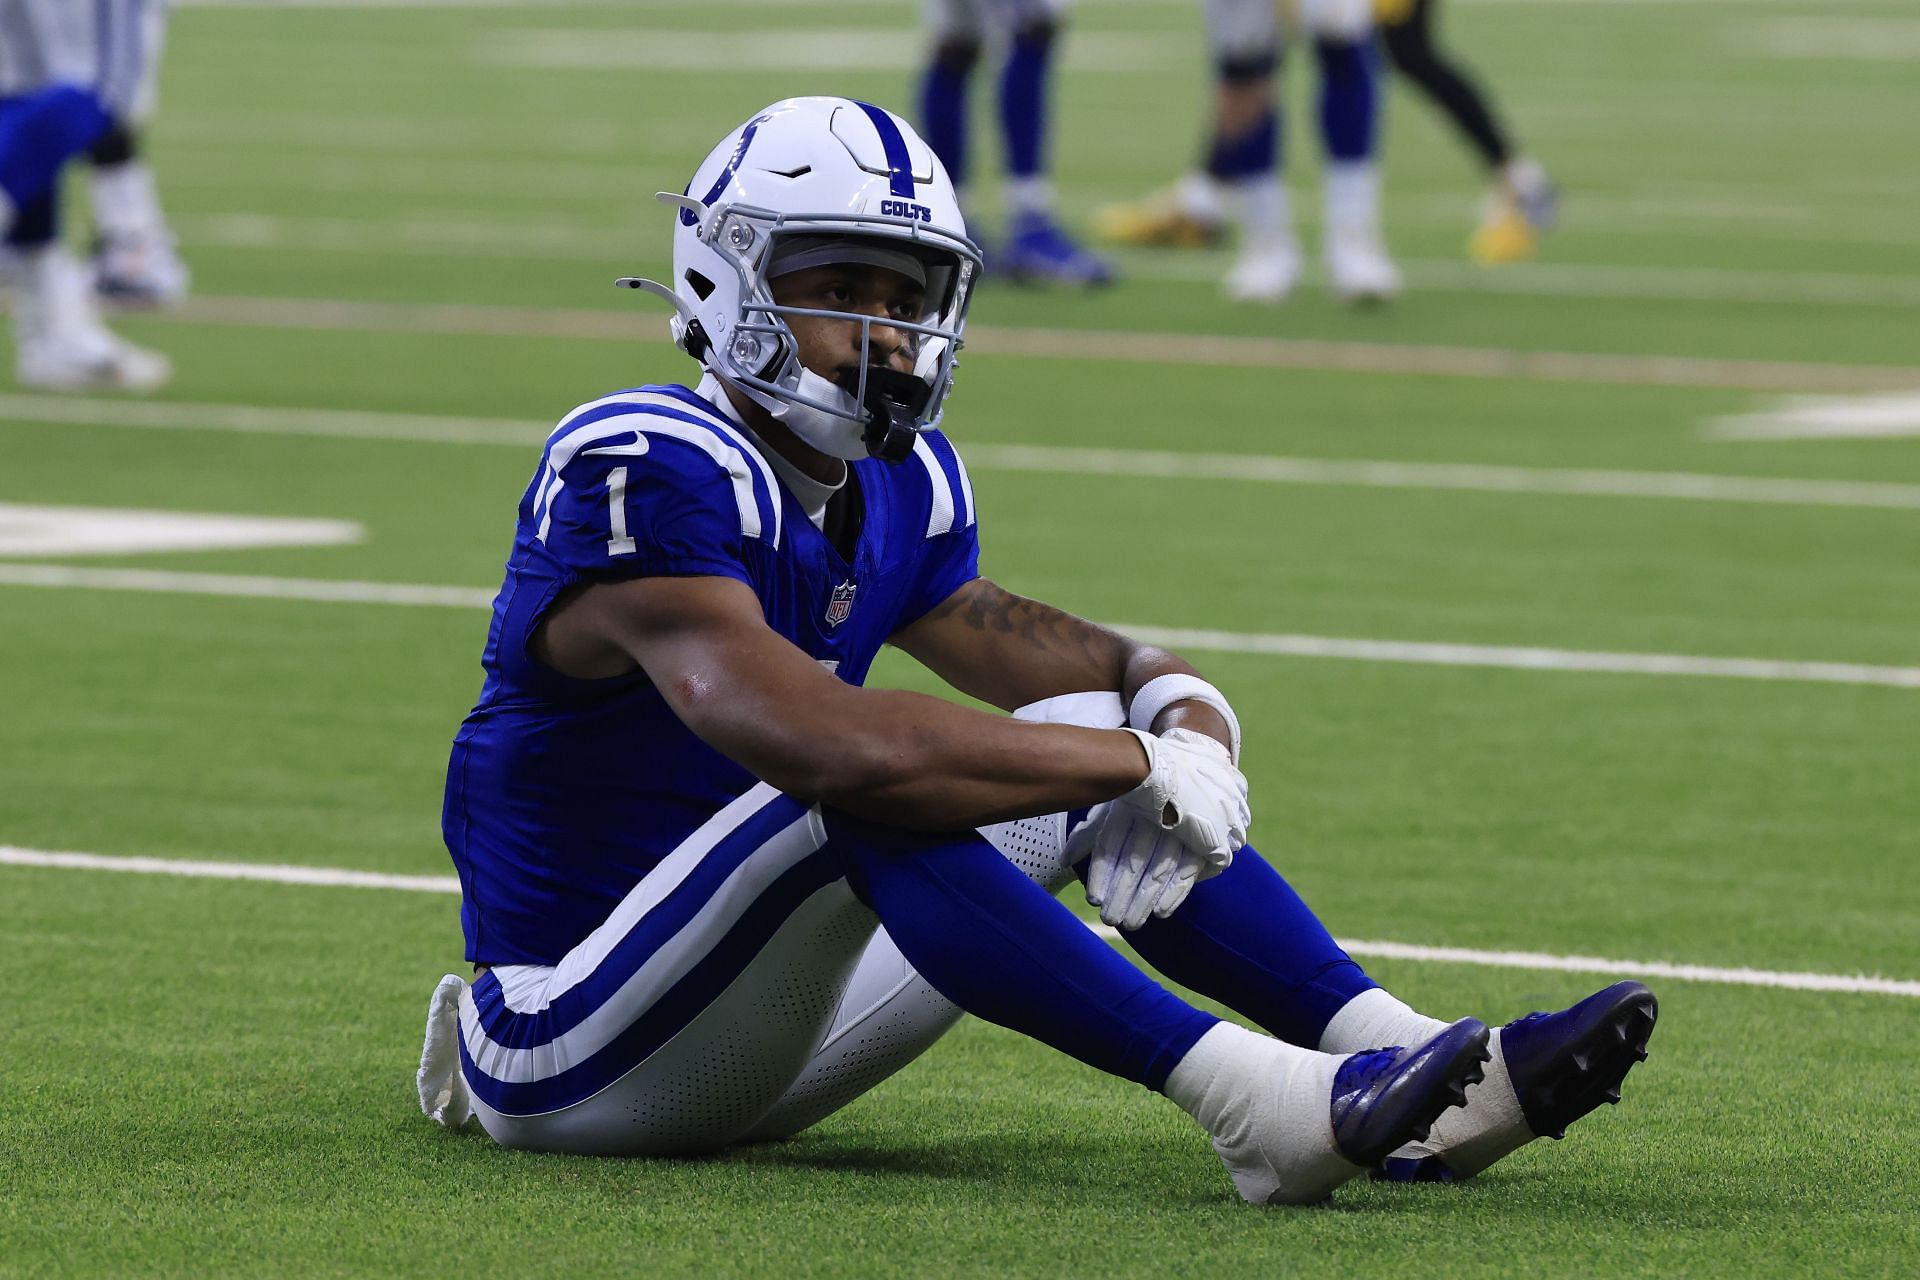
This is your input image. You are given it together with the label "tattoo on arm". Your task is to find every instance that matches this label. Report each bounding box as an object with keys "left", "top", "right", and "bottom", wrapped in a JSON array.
[{"left": 922, "top": 582, "right": 1126, "bottom": 681}]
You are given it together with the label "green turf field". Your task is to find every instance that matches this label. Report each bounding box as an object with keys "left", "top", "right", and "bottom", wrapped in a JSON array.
[{"left": 4, "top": 0, "right": 1919, "bottom": 1275}]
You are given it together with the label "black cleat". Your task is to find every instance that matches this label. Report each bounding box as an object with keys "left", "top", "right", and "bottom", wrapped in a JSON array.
[
  {"left": 1330, "top": 1018, "right": 1490, "bottom": 1168},
  {"left": 1501, "top": 980, "right": 1658, "bottom": 1143}
]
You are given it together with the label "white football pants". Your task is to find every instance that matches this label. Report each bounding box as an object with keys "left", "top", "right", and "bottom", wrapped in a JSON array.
[{"left": 455, "top": 691, "right": 1124, "bottom": 1157}]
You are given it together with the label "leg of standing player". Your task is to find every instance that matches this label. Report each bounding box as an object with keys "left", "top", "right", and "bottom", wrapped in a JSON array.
[
  {"left": 88, "top": 0, "right": 189, "bottom": 306},
  {"left": 1302, "top": 0, "right": 1401, "bottom": 303},
  {"left": 1095, "top": 0, "right": 1301, "bottom": 302},
  {"left": 1378, "top": 0, "right": 1556, "bottom": 263},
  {"left": 0, "top": 0, "right": 170, "bottom": 390},
  {"left": 991, "top": 0, "right": 1114, "bottom": 286}
]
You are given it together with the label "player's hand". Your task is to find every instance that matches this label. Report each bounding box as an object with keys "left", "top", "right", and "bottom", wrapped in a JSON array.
[{"left": 1084, "top": 728, "right": 1248, "bottom": 930}]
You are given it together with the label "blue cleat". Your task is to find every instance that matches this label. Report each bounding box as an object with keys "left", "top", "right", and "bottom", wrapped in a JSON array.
[
  {"left": 1375, "top": 981, "right": 1658, "bottom": 1182},
  {"left": 1331, "top": 1017, "right": 1490, "bottom": 1169},
  {"left": 996, "top": 211, "right": 1117, "bottom": 288}
]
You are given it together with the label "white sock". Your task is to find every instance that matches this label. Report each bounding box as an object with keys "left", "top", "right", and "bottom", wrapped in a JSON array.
[
  {"left": 1322, "top": 991, "right": 1532, "bottom": 1178},
  {"left": 1233, "top": 175, "right": 1292, "bottom": 247},
  {"left": 1322, "top": 160, "right": 1381, "bottom": 233},
  {"left": 1502, "top": 156, "right": 1551, "bottom": 201},
  {"left": 1004, "top": 175, "right": 1053, "bottom": 218},
  {"left": 1174, "top": 171, "right": 1225, "bottom": 225},
  {"left": 89, "top": 161, "right": 167, "bottom": 243},
  {"left": 0, "top": 189, "right": 15, "bottom": 236},
  {"left": 1318, "top": 987, "right": 1448, "bottom": 1055},
  {"left": 1165, "top": 1022, "right": 1361, "bottom": 1205}
]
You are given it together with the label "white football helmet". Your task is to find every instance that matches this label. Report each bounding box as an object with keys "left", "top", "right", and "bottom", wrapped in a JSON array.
[{"left": 623, "top": 97, "right": 982, "bottom": 463}]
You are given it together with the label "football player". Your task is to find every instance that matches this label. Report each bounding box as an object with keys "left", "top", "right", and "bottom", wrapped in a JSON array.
[
  {"left": 1097, "top": 0, "right": 1398, "bottom": 304},
  {"left": 416, "top": 98, "right": 1656, "bottom": 1201},
  {"left": 918, "top": 0, "right": 1114, "bottom": 286},
  {"left": 0, "top": 0, "right": 172, "bottom": 390},
  {"left": 1376, "top": 0, "right": 1557, "bottom": 264}
]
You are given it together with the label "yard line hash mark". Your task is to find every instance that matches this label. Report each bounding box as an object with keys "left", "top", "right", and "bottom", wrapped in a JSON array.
[
  {"left": 2, "top": 565, "right": 1917, "bottom": 689},
  {"left": 5, "top": 845, "right": 1913, "bottom": 998}
]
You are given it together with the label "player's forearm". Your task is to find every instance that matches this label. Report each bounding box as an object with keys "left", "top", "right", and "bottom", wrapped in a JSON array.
[{"left": 694, "top": 684, "right": 1150, "bottom": 830}]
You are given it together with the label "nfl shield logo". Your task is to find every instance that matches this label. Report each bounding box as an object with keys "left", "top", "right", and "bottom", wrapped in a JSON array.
[{"left": 825, "top": 580, "right": 857, "bottom": 628}]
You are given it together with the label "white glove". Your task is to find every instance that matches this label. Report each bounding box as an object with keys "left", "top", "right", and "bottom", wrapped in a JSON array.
[{"left": 1084, "top": 728, "right": 1250, "bottom": 931}]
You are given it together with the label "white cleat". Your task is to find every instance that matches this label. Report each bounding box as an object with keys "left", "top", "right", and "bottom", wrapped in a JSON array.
[
  {"left": 16, "top": 330, "right": 172, "bottom": 392},
  {"left": 1324, "top": 227, "right": 1403, "bottom": 306},
  {"left": 10, "top": 245, "right": 173, "bottom": 392},
  {"left": 1225, "top": 235, "right": 1304, "bottom": 304},
  {"left": 93, "top": 233, "right": 192, "bottom": 309}
]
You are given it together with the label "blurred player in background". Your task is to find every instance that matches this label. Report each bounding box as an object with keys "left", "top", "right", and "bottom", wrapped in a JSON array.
[
  {"left": 1099, "top": 0, "right": 1397, "bottom": 305},
  {"left": 0, "top": 0, "right": 178, "bottom": 391},
  {"left": 918, "top": 0, "right": 1114, "bottom": 286},
  {"left": 1377, "top": 0, "right": 1556, "bottom": 264}
]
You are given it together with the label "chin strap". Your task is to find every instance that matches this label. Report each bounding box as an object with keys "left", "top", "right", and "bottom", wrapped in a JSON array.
[{"left": 860, "top": 367, "right": 931, "bottom": 463}]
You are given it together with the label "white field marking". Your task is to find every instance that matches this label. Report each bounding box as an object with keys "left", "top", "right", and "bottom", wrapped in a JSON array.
[
  {"left": 1110, "top": 623, "right": 1920, "bottom": 690},
  {"left": 0, "top": 505, "right": 362, "bottom": 558},
  {"left": 1706, "top": 393, "right": 1920, "bottom": 442},
  {"left": 0, "top": 564, "right": 496, "bottom": 608},
  {"left": 1752, "top": 17, "right": 1920, "bottom": 61},
  {"left": 11, "top": 394, "right": 1920, "bottom": 513},
  {"left": 480, "top": 29, "right": 1168, "bottom": 74},
  {"left": 965, "top": 444, "right": 1920, "bottom": 512},
  {"left": 145, "top": 295, "right": 1920, "bottom": 394},
  {"left": 0, "top": 393, "right": 543, "bottom": 446},
  {"left": 166, "top": 212, "right": 1920, "bottom": 310},
  {"left": 5, "top": 565, "right": 1920, "bottom": 691},
  {"left": 6, "top": 844, "right": 1915, "bottom": 998}
]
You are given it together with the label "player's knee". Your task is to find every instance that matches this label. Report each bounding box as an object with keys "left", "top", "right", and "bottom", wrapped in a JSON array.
[
  {"left": 87, "top": 119, "right": 138, "bottom": 167},
  {"left": 1011, "top": 17, "right": 1058, "bottom": 55},
  {"left": 1217, "top": 48, "right": 1279, "bottom": 87},
  {"left": 931, "top": 36, "right": 981, "bottom": 76}
]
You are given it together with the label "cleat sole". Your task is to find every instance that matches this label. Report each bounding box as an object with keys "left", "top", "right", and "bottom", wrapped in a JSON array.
[{"left": 1505, "top": 981, "right": 1658, "bottom": 1144}]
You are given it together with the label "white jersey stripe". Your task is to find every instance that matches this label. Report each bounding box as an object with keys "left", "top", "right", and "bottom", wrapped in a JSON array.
[
  {"left": 537, "top": 398, "right": 775, "bottom": 545},
  {"left": 544, "top": 783, "right": 783, "bottom": 1010},
  {"left": 951, "top": 445, "right": 976, "bottom": 529},
  {"left": 623, "top": 390, "right": 783, "bottom": 551},
  {"left": 914, "top": 434, "right": 956, "bottom": 538},
  {"left": 459, "top": 803, "right": 829, "bottom": 1083}
]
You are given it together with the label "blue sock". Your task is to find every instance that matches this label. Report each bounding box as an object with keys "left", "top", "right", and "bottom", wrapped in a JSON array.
[
  {"left": 999, "top": 22, "right": 1055, "bottom": 180},
  {"left": 920, "top": 40, "right": 976, "bottom": 190},
  {"left": 1115, "top": 845, "right": 1378, "bottom": 1048},
  {"left": 836, "top": 812, "right": 1218, "bottom": 1091},
  {"left": 1315, "top": 38, "right": 1379, "bottom": 164},
  {"left": 1205, "top": 106, "right": 1280, "bottom": 182},
  {"left": 0, "top": 85, "right": 112, "bottom": 215}
]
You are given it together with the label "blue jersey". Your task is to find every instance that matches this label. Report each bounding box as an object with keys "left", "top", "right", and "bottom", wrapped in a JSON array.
[{"left": 444, "top": 382, "right": 981, "bottom": 966}]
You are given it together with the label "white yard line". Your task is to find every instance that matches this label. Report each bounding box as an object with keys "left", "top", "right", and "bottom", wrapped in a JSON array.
[
  {"left": 4, "top": 564, "right": 1918, "bottom": 689},
  {"left": 5, "top": 844, "right": 1913, "bottom": 997},
  {"left": 10, "top": 393, "right": 1920, "bottom": 512},
  {"left": 129, "top": 294, "right": 1920, "bottom": 393}
]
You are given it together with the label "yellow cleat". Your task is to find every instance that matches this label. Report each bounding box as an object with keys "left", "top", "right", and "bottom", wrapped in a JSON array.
[
  {"left": 1094, "top": 195, "right": 1225, "bottom": 249},
  {"left": 1469, "top": 203, "right": 1538, "bottom": 265}
]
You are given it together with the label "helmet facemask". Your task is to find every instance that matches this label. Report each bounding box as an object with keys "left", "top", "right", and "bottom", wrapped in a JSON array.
[{"left": 670, "top": 200, "right": 979, "bottom": 463}]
